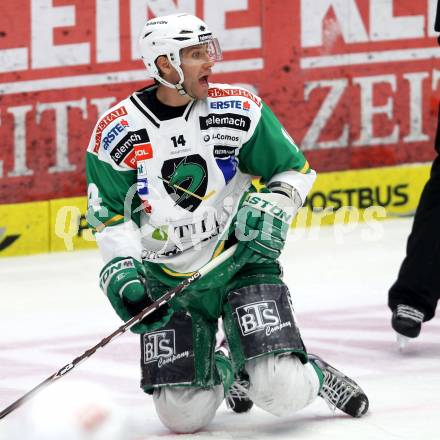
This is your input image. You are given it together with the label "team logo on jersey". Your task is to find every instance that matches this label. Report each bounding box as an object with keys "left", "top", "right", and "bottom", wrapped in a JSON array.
[
  {"left": 199, "top": 113, "right": 251, "bottom": 132},
  {"left": 160, "top": 155, "right": 210, "bottom": 212}
]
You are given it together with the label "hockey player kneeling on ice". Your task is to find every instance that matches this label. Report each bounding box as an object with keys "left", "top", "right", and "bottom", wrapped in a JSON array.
[{"left": 86, "top": 13, "right": 369, "bottom": 434}]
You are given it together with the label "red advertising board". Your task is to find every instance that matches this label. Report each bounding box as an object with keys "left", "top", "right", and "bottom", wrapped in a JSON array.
[{"left": 1, "top": 0, "right": 439, "bottom": 204}]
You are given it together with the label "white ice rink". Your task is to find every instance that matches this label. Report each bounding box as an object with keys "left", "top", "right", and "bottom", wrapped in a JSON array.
[{"left": 0, "top": 217, "right": 439, "bottom": 439}]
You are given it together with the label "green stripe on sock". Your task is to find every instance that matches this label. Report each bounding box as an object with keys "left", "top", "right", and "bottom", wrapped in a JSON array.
[
  {"left": 310, "top": 360, "right": 325, "bottom": 388},
  {"left": 215, "top": 353, "right": 235, "bottom": 395}
]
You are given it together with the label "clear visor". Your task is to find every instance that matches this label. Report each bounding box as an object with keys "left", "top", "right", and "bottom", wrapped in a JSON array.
[{"left": 180, "top": 38, "right": 223, "bottom": 66}]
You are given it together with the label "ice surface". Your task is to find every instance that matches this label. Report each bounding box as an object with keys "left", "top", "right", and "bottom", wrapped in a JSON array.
[{"left": 0, "top": 218, "right": 439, "bottom": 439}]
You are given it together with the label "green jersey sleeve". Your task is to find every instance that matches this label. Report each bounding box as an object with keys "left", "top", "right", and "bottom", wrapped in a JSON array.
[{"left": 238, "top": 101, "right": 311, "bottom": 183}]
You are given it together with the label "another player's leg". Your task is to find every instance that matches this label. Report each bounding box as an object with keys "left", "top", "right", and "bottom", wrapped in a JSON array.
[
  {"left": 388, "top": 156, "right": 440, "bottom": 346},
  {"left": 391, "top": 304, "right": 424, "bottom": 342},
  {"left": 389, "top": 108, "right": 440, "bottom": 346}
]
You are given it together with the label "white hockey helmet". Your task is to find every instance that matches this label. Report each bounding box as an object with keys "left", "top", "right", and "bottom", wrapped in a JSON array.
[{"left": 139, "top": 13, "right": 222, "bottom": 94}]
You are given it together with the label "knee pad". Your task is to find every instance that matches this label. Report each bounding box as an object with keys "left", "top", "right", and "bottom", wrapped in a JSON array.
[
  {"left": 246, "top": 354, "right": 320, "bottom": 416},
  {"left": 153, "top": 386, "right": 223, "bottom": 433},
  {"left": 223, "top": 283, "right": 307, "bottom": 370},
  {"left": 140, "top": 310, "right": 220, "bottom": 393}
]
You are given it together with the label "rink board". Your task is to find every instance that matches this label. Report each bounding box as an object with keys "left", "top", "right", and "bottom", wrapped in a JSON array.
[
  {"left": 0, "top": 163, "right": 431, "bottom": 257},
  {"left": 0, "top": 201, "right": 50, "bottom": 257},
  {"left": 296, "top": 162, "right": 431, "bottom": 227},
  {"left": 1, "top": 2, "right": 438, "bottom": 206},
  {"left": 49, "top": 197, "right": 96, "bottom": 252}
]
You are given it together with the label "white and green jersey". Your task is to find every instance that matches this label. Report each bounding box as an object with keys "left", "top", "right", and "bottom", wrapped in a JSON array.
[{"left": 86, "top": 83, "right": 316, "bottom": 275}]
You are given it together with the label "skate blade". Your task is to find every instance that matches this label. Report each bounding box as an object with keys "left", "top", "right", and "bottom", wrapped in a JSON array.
[{"left": 396, "top": 333, "right": 411, "bottom": 351}]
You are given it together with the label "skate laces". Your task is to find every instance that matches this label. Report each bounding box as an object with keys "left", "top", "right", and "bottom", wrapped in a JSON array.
[
  {"left": 226, "top": 378, "right": 250, "bottom": 407},
  {"left": 395, "top": 305, "right": 424, "bottom": 323},
  {"left": 319, "top": 370, "right": 356, "bottom": 413}
]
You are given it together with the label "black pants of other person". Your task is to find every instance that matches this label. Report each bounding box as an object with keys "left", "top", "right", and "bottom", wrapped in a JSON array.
[{"left": 388, "top": 108, "right": 440, "bottom": 322}]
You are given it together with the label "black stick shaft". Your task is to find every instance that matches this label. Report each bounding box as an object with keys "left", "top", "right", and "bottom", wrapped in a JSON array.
[{"left": 0, "top": 244, "right": 236, "bottom": 419}]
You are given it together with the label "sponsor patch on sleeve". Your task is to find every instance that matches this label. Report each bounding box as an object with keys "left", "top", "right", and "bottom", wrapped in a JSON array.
[
  {"left": 93, "top": 106, "right": 128, "bottom": 153},
  {"left": 208, "top": 87, "right": 261, "bottom": 107},
  {"left": 108, "top": 129, "right": 150, "bottom": 169}
]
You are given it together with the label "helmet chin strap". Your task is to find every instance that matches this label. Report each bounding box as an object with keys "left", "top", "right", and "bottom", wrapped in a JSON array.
[
  {"left": 155, "top": 54, "right": 198, "bottom": 99},
  {"left": 175, "top": 83, "right": 189, "bottom": 96},
  {"left": 175, "top": 83, "right": 197, "bottom": 99},
  {"left": 156, "top": 74, "right": 195, "bottom": 99}
]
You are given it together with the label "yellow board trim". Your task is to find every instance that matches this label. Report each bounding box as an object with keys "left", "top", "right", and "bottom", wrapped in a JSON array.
[{"left": 0, "top": 163, "right": 431, "bottom": 258}]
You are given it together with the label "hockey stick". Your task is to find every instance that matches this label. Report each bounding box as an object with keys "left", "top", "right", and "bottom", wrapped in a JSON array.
[{"left": 0, "top": 243, "right": 237, "bottom": 420}]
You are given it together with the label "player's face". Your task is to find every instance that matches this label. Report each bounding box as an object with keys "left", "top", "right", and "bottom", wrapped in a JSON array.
[{"left": 180, "top": 44, "right": 216, "bottom": 99}]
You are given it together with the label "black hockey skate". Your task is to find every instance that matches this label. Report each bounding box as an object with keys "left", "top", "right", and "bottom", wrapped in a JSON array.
[
  {"left": 309, "top": 354, "right": 369, "bottom": 418},
  {"left": 225, "top": 371, "right": 254, "bottom": 414},
  {"left": 392, "top": 304, "right": 424, "bottom": 338}
]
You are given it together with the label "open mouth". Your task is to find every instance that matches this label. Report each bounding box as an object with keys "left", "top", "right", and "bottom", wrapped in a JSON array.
[{"left": 199, "top": 75, "right": 209, "bottom": 87}]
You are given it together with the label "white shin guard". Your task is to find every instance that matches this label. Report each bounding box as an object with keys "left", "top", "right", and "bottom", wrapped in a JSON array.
[
  {"left": 246, "top": 354, "right": 320, "bottom": 417},
  {"left": 153, "top": 385, "right": 223, "bottom": 433}
]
